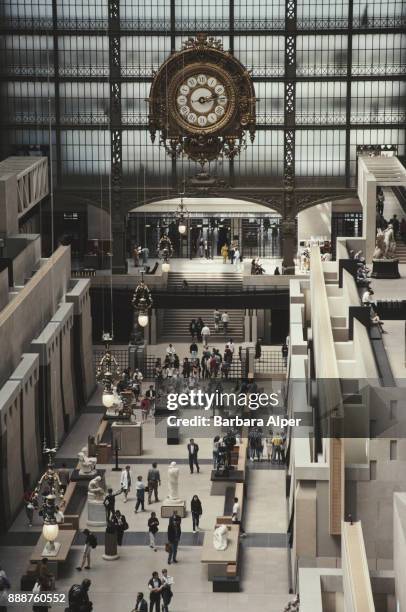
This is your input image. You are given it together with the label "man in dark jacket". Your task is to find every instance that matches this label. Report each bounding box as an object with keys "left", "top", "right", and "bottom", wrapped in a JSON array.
[
  {"left": 167, "top": 512, "right": 181, "bottom": 564},
  {"left": 68, "top": 579, "right": 92, "bottom": 612},
  {"left": 134, "top": 592, "right": 148, "bottom": 612},
  {"left": 148, "top": 572, "right": 162, "bottom": 612},
  {"left": 187, "top": 439, "right": 200, "bottom": 474}
]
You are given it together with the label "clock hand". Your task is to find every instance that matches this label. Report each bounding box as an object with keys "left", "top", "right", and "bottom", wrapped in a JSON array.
[{"left": 192, "top": 94, "right": 220, "bottom": 104}]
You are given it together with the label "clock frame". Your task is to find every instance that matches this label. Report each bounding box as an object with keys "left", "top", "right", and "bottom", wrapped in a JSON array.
[{"left": 148, "top": 33, "right": 256, "bottom": 165}]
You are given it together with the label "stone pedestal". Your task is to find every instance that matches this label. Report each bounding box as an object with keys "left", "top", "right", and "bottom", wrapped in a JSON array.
[
  {"left": 371, "top": 258, "right": 400, "bottom": 279},
  {"left": 111, "top": 422, "right": 143, "bottom": 456},
  {"left": 103, "top": 531, "right": 119, "bottom": 561},
  {"left": 160, "top": 498, "right": 186, "bottom": 518},
  {"left": 87, "top": 500, "right": 106, "bottom": 527},
  {"left": 41, "top": 541, "right": 62, "bottom": 557}
]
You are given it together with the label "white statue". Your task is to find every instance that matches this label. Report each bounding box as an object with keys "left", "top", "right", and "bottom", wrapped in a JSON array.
[
  {"left": 384, "top": 224, "right": 396, "bottom": 258},
  {"left": 78, "top": 451, "right": 97, "bottom": 476},
  {"left": 88, "top": 475, "right": 105, "bottom": 502},
  {"left": 167, "top": 462, "right": 180, "bottom": 501},
  {"left": 213, "top": 524, "right": 229, "bottom": 551}
]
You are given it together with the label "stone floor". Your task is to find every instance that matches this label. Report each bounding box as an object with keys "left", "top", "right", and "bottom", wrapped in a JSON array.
[{"left": 2, "top": 374, "right": 293, "bottom": 612}]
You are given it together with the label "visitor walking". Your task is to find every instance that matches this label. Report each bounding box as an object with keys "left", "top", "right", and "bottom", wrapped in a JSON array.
[
  {"left": 76, "top": 529, "right": 97, "bottom": 571},
  {"left": 167, "top": 512, "right": 181, "bottom": 564},
  {"left": 147, "top": 462, "right": 161, "bottom": 504},
  {"left": 213, "top": 308, "right": 221, "bottom": 332},
  {"left": 221, "top": 311, "right": 229, "bottom": 334},
  {"left": 148, "top": 511, "right": 159, "bottom": 551},
  {"left": 120, "top": 465, "right": 132, "bottom": 502},
  {"left": 135, "top": 476, "right": 145, "bottom": 512},
  {"left": 191, "top": 495, "right": 203, "bottom": 533},
  {"left": 187, "top": 439, "right": 200, "bottom": 474},
  {"left": 201, "top": 323, "right": 210, "bottom": 346}
]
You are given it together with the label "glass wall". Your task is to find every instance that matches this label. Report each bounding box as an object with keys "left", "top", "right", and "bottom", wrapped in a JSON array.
[{"left": 0, "top": 0, "right": 405, "bottom": 189}]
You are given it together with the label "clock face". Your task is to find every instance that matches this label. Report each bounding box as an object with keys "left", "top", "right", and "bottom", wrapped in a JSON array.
[{"left": 173, "top": 70, "right": 233, "bottom": 132}]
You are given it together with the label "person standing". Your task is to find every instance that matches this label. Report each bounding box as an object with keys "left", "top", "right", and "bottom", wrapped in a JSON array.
[
  {"left": 189, "top": 340, "right": 198, "bottom": 358},
  {"left": 147, "top": 462, "right": 161, "bottom": 504},
  {"left": 148, "top": 511, "right": 159, "bottom": 551},
  {"left": 76, "top": 529, "right": 97, "bottom": 571},
  {"left": 221, "top": 243, "right": 229, "bottom": 263},
  {"left": 167, "top": 512, "right": 181, "bottom": 564},
  {"left": 189, "top": 319, "right": 197, "bottom": 340},
  {"left": 213, "top": 309, "right": 221, "bottom": 332},
  {"left": 232, "top": 497, "right": 246, "bottom": 537},
  {"left": 57, "top": 463, "right": 70, "bottom": 494},
  {"left": 196, "top": 317, "right": 204, "bottom": 342},
  {"left": 191, "top": 495, "right": 203, "bottom": 533},
  {"left": 281, "top": 342, "right": 288, "bottom": 368},
  {"left": 113, "top": 510, "right": 128, "bottom": 546},
  {"left": 68, "top": 579, "right": 93, "bottom": 612},
  {"left": 24, "top": 491, "right": 35, "bottom": 527},
  {"left": 201, "top": 323, "right": 210, "bottom": 346},
  {"left": 221, "top": 311, "right": 229, "bottom": 334},
  {"left": 187, "top": 439, "right": 200, "bottom": 474},
  {"left": 135, "top": 476, "right": 146, "bottom": 512},
  {"left": 134, "top": 592, "right": 148, "bottom": 612},
  {"left": 148, "top": 572, "right": 162, "bottom": 612},
  {"left": 255, "top": 337, "right": 262, "bottom": 360},
  {"left": 160, "top": 569, "right": 173, "bottom": 612},
  {"left": 233, "top": 247, "right": 240, "bottom": 265},
  {"left": 120, "top": 465, "right": 132, "bottom": 503},
  {"left": 145, "top": 385, "right": 156, "bottom": 416},
  {"left": 103, "top": 488, "right": 121, "bottom": 522}
]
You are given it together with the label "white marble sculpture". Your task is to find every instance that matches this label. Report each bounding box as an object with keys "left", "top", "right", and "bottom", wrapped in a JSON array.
[
  {"left": 167, "top": 462, "right": 180, "bottom": 501},
  {"left": 88, "top": 475, "right": 105, "bottom": 502},
  {"left": 384, "top": 224, "right": 396, "bottom": 258},
  {"left": 78, "top": 451, "right": 97, "bottom": 476},
  {"left": 374, "top": 226, "right": 396, "bottom": 259},
  {"left": 213, "top": 524, "right": 229, "bottom": 551}
]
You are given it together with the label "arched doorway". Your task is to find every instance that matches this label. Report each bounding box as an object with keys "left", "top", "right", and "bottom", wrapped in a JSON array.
[{"left": 128, "top": 197, "right": 282, "bottom": 260}]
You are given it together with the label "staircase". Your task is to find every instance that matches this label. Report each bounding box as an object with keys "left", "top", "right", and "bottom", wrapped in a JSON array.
[
  {"left": 167, "top": 271, "right": 243, "bottom": 291},
  {"left": 396, "top": 243, "right": 406, "bottom": 263},
  {"left": 160, "top": 308, "right": 245, "bottom": 341}
]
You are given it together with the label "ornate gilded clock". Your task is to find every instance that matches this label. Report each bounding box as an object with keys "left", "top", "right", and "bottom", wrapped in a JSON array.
[{"left": 148, "top": 33, "right": 256, "bottom": 165}]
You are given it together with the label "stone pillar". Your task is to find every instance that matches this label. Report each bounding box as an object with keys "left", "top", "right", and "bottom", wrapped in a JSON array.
[
  {"left": 150, "top": 308, "right": 157, "bottom": 344},
  {"left": 251, "top": 309, "right": 258, "bottom": 343},
  {"left": 281, "top": 219, "right": 296, "bottom": 274},
  {"left": 244, "top": 308, "right": 251, "bottom": 342}
]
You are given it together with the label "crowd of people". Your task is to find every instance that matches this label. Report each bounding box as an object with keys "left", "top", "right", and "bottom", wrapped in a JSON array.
[
  {"left": 349, "top": 250, "right": 387, "bottom": 334},
  {"left": 248, "top": 427, "right": 287, "bottom": 464}
]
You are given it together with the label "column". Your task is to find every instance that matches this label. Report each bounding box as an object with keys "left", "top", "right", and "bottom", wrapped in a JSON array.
[
  {"left": 251, "top": 309, "right": 258, "bottom": 343},
  {"left": 244, "top": 308, "right": 251, "bottom": 342},
  {"left": 281, "top": 219, "right": 296, "bottom": 274},
  {"left": 109, "top": 0, "right": 126, "bottom": 274}
]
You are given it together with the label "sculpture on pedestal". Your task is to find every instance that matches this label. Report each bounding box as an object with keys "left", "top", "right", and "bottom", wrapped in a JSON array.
[
  {"left": 88, "top": 475, "right": 105, "bottom": 502},
  {"left": 167, "top": 462, "right": 180, "bottom": 501},
  {"left": 213, "top": 524, "right": 229, "bottom": 551},
  {"left": 373, "top": 226, "right": 396, "bottom": 259},
  {"left": 78, "top": 451, "right": 97, "bottom": 476}
]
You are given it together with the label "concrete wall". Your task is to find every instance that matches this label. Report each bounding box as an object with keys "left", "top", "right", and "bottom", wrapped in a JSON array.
[
  {"left": 51, "top": 303, "right": 76, "bottom": 429},
  {"left": 298, "top": 202, "right": 332, "bottom": 242},
  {"left": 0, "top": 380, "right": 23, "bottom": 523},
  {"left": 342, "top": 521, "right": 375, "bottom": 612},
  {"left": 0, "top": 173, "right": 18, "bottom": 235},
  {"left": 8, "top": 234, "right": 41, "bottom": 287},
  {"left": 393, "top": 493, "right": 406, "bottom": 612},
  {"left": 0, "top": 267, "right": 9, "bottom": 310},
  {"left": 0, "top": 246, "right": 71, "bottom": 388},
  {"left": 9, "top": 354, "right": 41, "bottom": 490},
  {"left": 66, "top": 279, "right": 95, "bottom": 402}
]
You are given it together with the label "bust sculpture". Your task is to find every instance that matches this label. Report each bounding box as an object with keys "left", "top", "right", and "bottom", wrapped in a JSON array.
[
  {"left": 88, "top": 475, "right": 105, "bottom": 502},
  {"left": 167, "top": 462, "right": 180, "bottom": 501},
  {"left": 78, "top": 451, "right": 97, "bottom": 476},
  {"left": 213, "top": 524, "right": 229, "bottom": 551}
]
